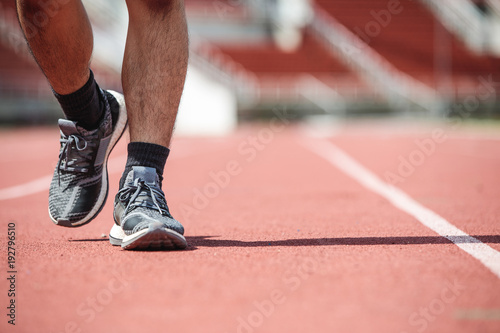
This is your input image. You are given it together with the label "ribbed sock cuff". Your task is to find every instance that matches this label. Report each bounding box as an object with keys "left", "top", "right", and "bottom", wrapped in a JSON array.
[
  {"left": 119, "top": 142, "right": 170, "bottom": 188},
  {"left": 53, "top": 69, "right": 103, "bottom": 130}
]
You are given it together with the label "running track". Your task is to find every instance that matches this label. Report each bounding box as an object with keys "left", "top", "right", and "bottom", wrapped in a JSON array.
[{"left": 0, "top": 119, "right": 499, "bottom": 333}]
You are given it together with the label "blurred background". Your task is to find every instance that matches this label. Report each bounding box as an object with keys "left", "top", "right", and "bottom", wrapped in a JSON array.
[{"left": 0, "top": 0, "right": 499, "bottom": 134}]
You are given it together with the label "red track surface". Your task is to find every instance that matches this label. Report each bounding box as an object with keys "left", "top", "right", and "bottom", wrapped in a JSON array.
[{"left": 0, "top": 121, "right": 499, "bottom": 333}]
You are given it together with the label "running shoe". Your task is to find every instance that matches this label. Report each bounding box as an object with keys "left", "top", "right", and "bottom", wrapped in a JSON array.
[
  {"left": 49, "top": 90, "right": 127, "bottom": 227},
  {"left": 109, "top": 166, "right": 187, "bottom": 250}
]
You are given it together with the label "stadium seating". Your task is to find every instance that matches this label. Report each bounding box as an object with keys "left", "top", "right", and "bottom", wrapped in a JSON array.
[
  {"left": 1, "top": 0, "right": 499, "bottom": 112},
  {"left": 314, "top": 0, "right": 500, "bottom": 93},
  {"left": 188, "top": 0, "right": 500, "bottom": 99}
]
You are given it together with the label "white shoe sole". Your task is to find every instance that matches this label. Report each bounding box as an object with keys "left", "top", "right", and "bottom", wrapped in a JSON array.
[{"left": 109, "top": 222, "right": 187, "bottom": 250}]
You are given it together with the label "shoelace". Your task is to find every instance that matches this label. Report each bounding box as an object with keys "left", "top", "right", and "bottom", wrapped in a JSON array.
[
  {"left": 56, "top": 133, "right": 97, "bottom": 184},
  {"left": 117, "top": 178, "right": 171, "bottom": 216}
]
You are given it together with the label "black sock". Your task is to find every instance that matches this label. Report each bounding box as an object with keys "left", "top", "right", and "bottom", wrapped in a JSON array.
[
  {"left": 53, "top": 69, "right": 104, "bottom": 130},
  {"left": 119, "top": 142, "right": 170, "bottom": 188}
]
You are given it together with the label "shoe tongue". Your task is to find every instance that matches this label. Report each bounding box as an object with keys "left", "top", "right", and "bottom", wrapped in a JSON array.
[
  {"left": 128, "top": 166, "right": 159, "bottom": 186},
  {"left": 58, "top": 119, "right": 80, "bottom": 136}
]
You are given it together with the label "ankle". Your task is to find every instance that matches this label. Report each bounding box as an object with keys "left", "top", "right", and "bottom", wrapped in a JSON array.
[
  {"left": 119, "top": 142, "right": 170, "bottom": 188},
  {"left": 53, "top": 69, "right": 104, "bottom": 130}
]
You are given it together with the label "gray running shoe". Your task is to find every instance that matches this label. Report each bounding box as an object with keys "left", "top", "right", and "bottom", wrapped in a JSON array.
[
  {"left": 49, "top": 90, "right": 128, "bottom": 227},
  {"left": 109, "top": 166, "right": 187, "bottom": 250}
]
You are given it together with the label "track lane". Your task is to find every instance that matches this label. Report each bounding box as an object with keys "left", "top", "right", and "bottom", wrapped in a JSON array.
[
  {"left": 329, "top": 123, "right": 500, "bottom": 253},
  {"left": 0, "top": 124, "right": 499, "bottom": 333}
]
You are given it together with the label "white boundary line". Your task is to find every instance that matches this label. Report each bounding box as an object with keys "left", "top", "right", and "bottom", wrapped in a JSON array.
[
  {"left": 301, "top": 138, "right": 500, "bottom": 279},
  {"left": 0, "top": 175, "right": 54, "bottom": 201},
  {"left": 0, "top": 154, "right": 126, "bottom": 201}
]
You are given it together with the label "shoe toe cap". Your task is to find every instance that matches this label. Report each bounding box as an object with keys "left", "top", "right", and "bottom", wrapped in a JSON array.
[{"left": 122, "top": 210, "right": 184, "bottom": 235}]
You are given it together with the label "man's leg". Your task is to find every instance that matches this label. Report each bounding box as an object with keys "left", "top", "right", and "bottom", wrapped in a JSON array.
[
  {"left": 110, "top": 0, "right": 189, "bottom": 250},
  {"left": 17, "top": 0, "right": 128, "bottom": 227},
  {"left": 17, "top": 0, "right": 92, "bottom": 95},
  {"left": 16, "top": 0, "right": 105, "bottom": 128},
  {"left": 117, "top": 0, "right": 188, "bottom": 189},
  {"left": 123, "top": 0, "right": 189, "bottom": 148}
]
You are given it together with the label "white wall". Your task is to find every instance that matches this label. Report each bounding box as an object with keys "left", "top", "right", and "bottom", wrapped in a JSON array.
[{"left": 175, "top": 65, "right": 238, "bottom": 136}]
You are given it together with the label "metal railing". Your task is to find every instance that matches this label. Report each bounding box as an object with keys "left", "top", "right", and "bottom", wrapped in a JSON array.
[
  {"left": 419, "top": 0, "right": 487, "bottom": 54},
  {"left": 189, "top": 38, "right": 260, "bottom": 107},
  {"left": 309, "top": 6, "right": 441, "bottom": 112},
  {"left": 486, "top": 0, "right": 500, "bottom": 16}
]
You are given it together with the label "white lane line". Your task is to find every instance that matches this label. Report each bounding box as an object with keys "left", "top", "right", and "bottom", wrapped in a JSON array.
[
  {"left": 301, "top": 138, "right": 500, "bottom": 279},
  {"left": 0, "top": 175, "right": 53, "bottom": 201},
  {"left": 0, "top": 154, "right": 126, "bottom": 201}
]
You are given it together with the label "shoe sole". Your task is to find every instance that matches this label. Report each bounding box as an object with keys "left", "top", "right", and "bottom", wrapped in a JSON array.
[
  {"left": 109, "top": 223, "right": 187, "bottom": 251},
  {"left": 50, "top": 90, "right": 128, "bottom": 227}
]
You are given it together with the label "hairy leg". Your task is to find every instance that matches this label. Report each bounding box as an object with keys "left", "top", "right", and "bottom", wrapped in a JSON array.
[
  {"left": 16, "top": 0, "right": 92, "bottom": 94},
  {"left": 123, "top": 0, "right": 189, "bottom": 148}
]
